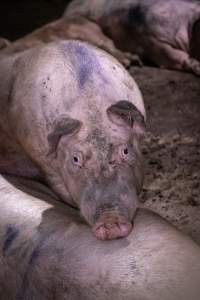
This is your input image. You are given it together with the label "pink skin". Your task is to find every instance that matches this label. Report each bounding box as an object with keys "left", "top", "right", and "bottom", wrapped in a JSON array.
[
  {"left": 0, "top": 41, "right": 145, "bottom": 241},
  {"left": 92, "top": 212, "right": 133, "bottom": 240},
  {"left": 54, "top": 101, "right": 144, "bottom": 241}
]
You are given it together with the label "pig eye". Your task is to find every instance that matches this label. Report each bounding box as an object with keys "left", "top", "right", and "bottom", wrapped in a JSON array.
[
  {"left": 123, "top": 148, "right": 128, "bottom": 155},
  {"left": 73, "top": 156, "right": 79, "bottom": 163},
  {"left": 72, "top": 152, "right": 83, "bottom": 167},
  {"left": 120, "top": 146, "right": 129, "bottom": 159}
]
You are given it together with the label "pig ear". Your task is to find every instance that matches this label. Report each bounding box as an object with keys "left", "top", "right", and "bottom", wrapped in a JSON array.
[
  {"left": 107, "top": 100, "right": 145, "bottom": 136},
  {"left": 47, "top": 116, "right": 82, "bottom": 154}
]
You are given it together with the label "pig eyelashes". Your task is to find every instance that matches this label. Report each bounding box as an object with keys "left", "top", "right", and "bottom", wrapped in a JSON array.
[{"left": 106, "top": 100, "right": 145, "bottom": 129}]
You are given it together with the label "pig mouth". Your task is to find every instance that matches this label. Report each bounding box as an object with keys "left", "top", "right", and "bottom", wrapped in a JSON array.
[{"left": 92, "top": 212, "right": 133, "bottom": 240}]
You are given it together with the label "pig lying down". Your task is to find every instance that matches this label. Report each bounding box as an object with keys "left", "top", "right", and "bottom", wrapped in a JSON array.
[
  {"left": 0, "top": 40, "right": 146, "bottom": 240},
  {"left": 0, "top": 17, "right": 137, "bottom": 68},
  {"left": 0, "top": 175, "right": 200, "bottom": 300},
  {"left": 64, "top": 0, "right": 200, "bottom": 75}
]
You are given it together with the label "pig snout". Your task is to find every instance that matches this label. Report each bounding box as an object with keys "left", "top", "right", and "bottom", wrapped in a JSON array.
[
  {"left": 80, "top": 183, "right": 139, "bottom": 240},
  {"left": 92, "top": 212, "right": 133, "bottom": 240}
]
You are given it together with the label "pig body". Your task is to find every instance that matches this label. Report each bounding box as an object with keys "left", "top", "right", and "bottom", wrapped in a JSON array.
[
  {"left": 0, "top": 174, "right": 200, "bottom": 300},
  {"left": 0, "top": 40, "right": 145, "bottom": 240},
  {"left": 0, "top": 17, "right": 137, "bottom": 68},
  {"left": 64, "top": 0, "right": 200, "bottom": 75}
]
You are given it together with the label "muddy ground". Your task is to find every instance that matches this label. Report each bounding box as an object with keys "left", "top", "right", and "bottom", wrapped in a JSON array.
[
  {"left": 130, "top": 67, "right": 200, "bottom": 244},
  {"left": 0, "top": 1, "right": 200, "bottom": 244}
]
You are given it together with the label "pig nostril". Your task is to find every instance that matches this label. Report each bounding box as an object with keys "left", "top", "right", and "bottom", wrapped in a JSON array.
[{"left": 92, "top": 218, "right": 133, "bottom": 240}]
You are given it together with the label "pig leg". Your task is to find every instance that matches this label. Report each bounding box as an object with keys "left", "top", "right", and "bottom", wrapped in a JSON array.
[
  {"left": 88, "top": 26, "right": 142, "bottom": 68},
  {"left": 97, "top": 39, "right": 142, "bottom": 68},
  {"left": 69, "top": 19, "right": 142, "bottom": 68},
  {"left": 151, "top": 39, "right": 200, "bottom": 75}
]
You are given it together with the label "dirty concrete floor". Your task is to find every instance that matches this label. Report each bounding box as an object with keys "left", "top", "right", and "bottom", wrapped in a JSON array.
[
  {"left": 0, "top": 1, "right": 200, "bottom": 244},
  {"left": 130, "top": 67, "right": 200, "bottom": 244}
]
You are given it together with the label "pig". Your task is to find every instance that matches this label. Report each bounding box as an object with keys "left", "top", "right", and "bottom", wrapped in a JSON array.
[
  {"left": 64, "top": 0, "right": 200, "bottom": 75},
  {"left": 0, "top": 40, "right": 146, "bottom": 240},
  {"left": 0, "top": 16, "right": 139, "bottom": 68},
  {"left": 0, "top": 174, "right": 200, "bottom": 300}
]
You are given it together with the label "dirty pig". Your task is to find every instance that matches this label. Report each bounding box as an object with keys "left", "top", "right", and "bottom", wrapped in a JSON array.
[
  {"left": 0, "top": 40, "right": 146, "bottom": 240},
  {"left": 64, "top": 0, "right": 200, "bottom": 75}
]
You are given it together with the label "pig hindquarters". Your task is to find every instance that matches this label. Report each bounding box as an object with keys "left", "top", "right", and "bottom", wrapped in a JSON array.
[{"left": 0, "top": 40, "right": 146, "bottom": 240}]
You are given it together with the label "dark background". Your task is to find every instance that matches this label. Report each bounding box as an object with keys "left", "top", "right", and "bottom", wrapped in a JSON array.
[{"left": 0, "top": 0, "right": 71, "bottom": 40}]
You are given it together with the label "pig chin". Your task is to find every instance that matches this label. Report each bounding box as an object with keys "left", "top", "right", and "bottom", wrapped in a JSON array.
[{"left": 80, "top": 194, "right": 138, "bottom": 241}]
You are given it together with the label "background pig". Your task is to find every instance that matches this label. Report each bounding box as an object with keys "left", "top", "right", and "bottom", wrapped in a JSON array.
[
  {"left": 0, "top": 40, "right": 146, "bottom": 240},
  {"left": 64, "top": 0, "right": 200, "bottom": 75},
  {"left": 0, "top": 16, "right": 138, "bottom": 68},
  {"left": 0, "top": 174, "right": 200, "bottom": 300}
]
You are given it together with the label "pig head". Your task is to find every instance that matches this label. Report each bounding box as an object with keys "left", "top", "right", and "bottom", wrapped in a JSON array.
[
  {"left": 5, "top": 41, "right": 146, "bottom": 240},
  {"left": 47, "top": 100, "right": 145, "bottom": 240}
]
